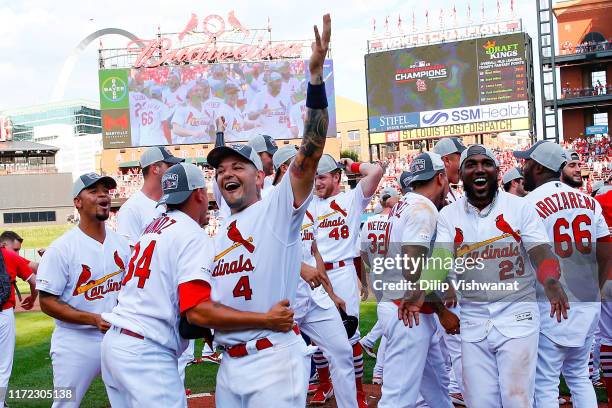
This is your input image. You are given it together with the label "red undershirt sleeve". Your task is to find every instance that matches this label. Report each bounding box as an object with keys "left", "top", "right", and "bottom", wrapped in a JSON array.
[{"left": 178, "top": 280, "right": 211, "bottom": 315}]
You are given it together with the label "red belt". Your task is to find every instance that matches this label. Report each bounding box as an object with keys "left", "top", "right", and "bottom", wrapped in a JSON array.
[
  {"left": 324, "top": 260, "right": 355, "bottom": 270},
  {"left": 226, "top": 325, "right": 300, "bottom": 358},
  {"left": 120, "top": 328, "right": 144, "bottom": 340}
]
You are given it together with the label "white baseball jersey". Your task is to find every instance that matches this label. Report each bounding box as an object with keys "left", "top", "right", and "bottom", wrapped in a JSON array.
[
  {"left": 129, "top": 92, "right": 148, "bottom": 146},
  {"left": 435, "top": 192, "right": 549, "bottom": 342},
  {"left": 281, "top": 78, "right": 301, "bottom": 102},
  {"left": 36, "top": 226, "right": 130, "bottom": 330},
  {"left": 162, "top": 86, "right": 187, "bottom": 110},
  {"left": 526, "top": 180, "right": 609, "bottom": 347},
  {"left": 300, "top": 210, "right": 316, "bottom": 267},
  {"left": 137, "top": 98, "right": 172, "bottom": 146},
  {"left": 446, "top": 186, "right": 462, "bottom": 204},
  {"left": 360, "top": 212, "right": 391, "bottom": 269},
  {"left": 116, "top": 190, "right": 165, "bottom": 246},
  {"left": 311, "top": 183, "right": 373, "bottom": 263},
  {"left": 171, "top": 99, "right": 220, "bottom": 145},
  {"left": 218, "top": 103, "right": 246, "bottom": 142},
  {"left": 205, "top": 172, "right": 311, "bottom": 346},
  {"left": 248, "top": 90, "right": 291, "bottom": 139},
  {"left": 289, "top": 100, "right": 307, "bottom": 137},
  {"left": 384, "top": 193, "right": 438, "bottom": 302},
  {"left": 103, "top": 211, "right": 213, "bottom": 355}
]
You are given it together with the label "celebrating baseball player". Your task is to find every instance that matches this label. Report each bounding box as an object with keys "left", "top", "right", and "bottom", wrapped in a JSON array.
[
  {"left": 417, "top": 144, "right": 569, "bottom": 408},
  {"left": 501, "top": 167, "right": 526, "bottom": 197},
  {"left": 515, "top": 141, "right": 611, "bottom": 407},
  {"left": 36, "top": 173, "right": 131, "bottom": 407},
  {"left": 272, "top": 144, "right": 358, "bottom": 408},
  {"left": 190, "top": 14, "right": 332, "bottom": 407},
  {"left": 116, "top": 146, "right": 183, "bottom": 247},
  {"left": 308, "top": 153, "right": 383, "bottom": 407}
]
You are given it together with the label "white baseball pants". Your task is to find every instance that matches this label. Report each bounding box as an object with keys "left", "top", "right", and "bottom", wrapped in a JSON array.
[
  {"left": 327, "top": 264, "right": 361, "bottom": 343},
  {"left": 178, "top": 339, "right": 195, "bottom": 384},
  {"left": 101, "top": 326, "right": 186, "bottom": 408},
  {"left": 534, "top": 333, "right": 597, "bottom": 408},
  {"left": 0, "top": 309, "right": 15, "bottom": 405},
  {"left": 436, "top": 305, "right": 464, "bottom": 394},
  {"left": 462, "top": 326, "right": 538, "bottom": 408},
  {"left": 50, "top": 327, "right": 104, "bottom": 407}
]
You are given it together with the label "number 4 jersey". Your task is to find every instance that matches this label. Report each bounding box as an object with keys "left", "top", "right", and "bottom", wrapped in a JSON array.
[
  {"left": 103, "top": 210, "right": 214, "bottom": 355},
  {"left": 526, "top": 181, "right": 610, "bottom": 347}
]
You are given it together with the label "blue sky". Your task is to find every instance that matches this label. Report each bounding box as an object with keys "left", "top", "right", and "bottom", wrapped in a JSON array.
[{"left": 0, "top": 0, "right": 542, "bottom": 126}]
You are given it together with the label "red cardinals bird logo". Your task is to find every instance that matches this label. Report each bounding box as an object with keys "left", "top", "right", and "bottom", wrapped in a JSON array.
[
  {"left": 454, "top": 227, "right": 464, "bottom": 251},
  {"left": 495, "top": 214, "right": 521, "bottom": 243},
  {"left": 113, "top": 251, "right": 125, "bottom": 271},
  {"left": 73, "top": 265, "right": 92, "bottom": 296},
  {"left": 227, "top": 10, "right": 249, "bottom": 35},
  {"left": 178, "top": 13, "right": 198, "bottom": 41},
  {"left": 305, "top": 210, "right": 314, "bottom": 224},
  {"left": 227, "top": 220, "right": 255, "bottom": 253},
  {"left": 330, "top": 200, "right": 347, "bottom": 217}
]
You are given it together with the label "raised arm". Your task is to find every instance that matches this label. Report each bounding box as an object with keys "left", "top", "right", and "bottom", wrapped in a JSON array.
[
  {"left": 290, "top": 14, "right": 331, "bottom": 207},
  {"left": 340, "top": 158, "right": 384, "bottom": 198}
]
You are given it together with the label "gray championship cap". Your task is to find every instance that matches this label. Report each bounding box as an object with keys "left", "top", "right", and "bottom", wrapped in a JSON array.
[
  {"left": 397, "top": 171, "right": 413, "bottom": 192},
  {"left": 157, "top": 163, "right": 206, "bottom": 207},
  {"left": 380, "top": 186, "right": 400, "bottom": 201},
  {"left": 373, "top": 204, "right": 383, "bottom": 214},
  {"left": 460, "top": 144, "right": 501, "bottom": 168},
  {"left": 73, "top": 173, "right": 117, "bottom": 198},
  {"left": 592, "top": 180, "right": 605, "bottom": 195},
  {"left": 273, "top": 145, "right": 299, "bottom": 171},
  {"left": 512, "top": 141, "right": 567, "bottom": 172},
  {"left": 408, "top": 152, "right": 446, "bottom": 184},
  {"left": 207, "top": 143, "right": 263, "bottom": 171},
  {"left": 502, "top": 167, "right": 523, "bottom": 185},
  {"left": 140, "top": 146, "right": 184, "bottom": 168},
  {"left": 563, "top": 149, "right": 580, "bottom": 162},
  {"left": 248, "top": 134, "right": 278, "bottom": 156},
  {"left": 433, "top": 137, "right": 467, "bottom": 157},
  {"left": 317, "top": 154, "right": 342, "bottom": 175}
]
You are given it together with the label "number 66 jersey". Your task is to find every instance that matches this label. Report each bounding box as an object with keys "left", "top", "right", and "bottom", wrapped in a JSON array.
[{"left": 526, "top": 181, "right": 610, "bottom": 347}]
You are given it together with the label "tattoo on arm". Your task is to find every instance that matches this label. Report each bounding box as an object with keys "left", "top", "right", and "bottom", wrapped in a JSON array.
[{"left": 292, "top": 108, "right": 329, "bottom": 177}]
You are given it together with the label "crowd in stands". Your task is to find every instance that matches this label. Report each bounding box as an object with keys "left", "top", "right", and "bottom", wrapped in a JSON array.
[
  {"left": 560, "top": 39, "right": 612, "bottom": 55},
  {"left": 561, "top": 81, "right": 610, "bottom": 99},
  {"left": 107, "top": 137, "right": 611, "bottom": 236}
]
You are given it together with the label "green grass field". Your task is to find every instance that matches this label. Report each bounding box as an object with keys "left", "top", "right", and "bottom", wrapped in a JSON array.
[{"left": 8, "top": 303, "right": 607, "bottom": 407}]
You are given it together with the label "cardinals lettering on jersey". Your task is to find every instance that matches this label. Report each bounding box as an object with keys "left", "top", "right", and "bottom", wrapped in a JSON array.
[{"left": 71, "top": 251, "right": 125, "bottom": 301}]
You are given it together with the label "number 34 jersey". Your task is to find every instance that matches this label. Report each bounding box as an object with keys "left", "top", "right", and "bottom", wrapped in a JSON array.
[{"left": 526, "top": 181, "right": 609, "bottom": 346}]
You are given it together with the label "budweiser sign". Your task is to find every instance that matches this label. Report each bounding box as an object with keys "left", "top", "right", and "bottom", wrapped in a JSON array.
[{"left": 127, "top": 12, "right": 304, "bottom": 68}]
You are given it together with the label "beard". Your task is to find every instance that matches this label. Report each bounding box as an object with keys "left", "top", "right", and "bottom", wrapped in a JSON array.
[
  {"left": 96, "top": 212, "right": 110, "bottom": 221},
  {"left": 463, "top": 178, "right": 498, "bottom": 206},
  {"left": 561, "top": 174, "right": 583, "bottom": 188}
]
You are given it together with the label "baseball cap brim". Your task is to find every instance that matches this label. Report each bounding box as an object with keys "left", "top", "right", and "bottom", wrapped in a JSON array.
[
  {"left": 163, "top": 156, "right": 184, "bottom": 165},
  {"left": 207, "top": 146, "right": 258, "bottom": 170},
  {"left": 74, "top": 176, "right": 117, "bottom": 198},
  {"left": 157, "top": 190, "right": 193, "bottom": 207},
  {"left": 408, "top": 170, "right": 438, "bottom": 185}
]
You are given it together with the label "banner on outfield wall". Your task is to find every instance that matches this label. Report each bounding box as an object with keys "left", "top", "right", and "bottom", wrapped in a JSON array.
[{"left": 370, "top": 118, "right": 529, "bottom": 144}]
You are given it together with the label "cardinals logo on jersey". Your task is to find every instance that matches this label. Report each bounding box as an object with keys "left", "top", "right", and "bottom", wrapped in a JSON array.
[
  {"left": 72, "top": 251, "right": 125, "bottom": 300},
  {"left": 318, "top": 200, "right": 348, "bottom": 222},
  {"left": 456, "top": 217, "right": 522, "bottom": 258},
  {"left": 214, "top": 220, "right": 255, "bottom": 262},
  {"left": 495, "top": 214, "right": 521, "bottom": 243},
  {"left": 454, "top": 227, "right": 464, "bottom": 253}
]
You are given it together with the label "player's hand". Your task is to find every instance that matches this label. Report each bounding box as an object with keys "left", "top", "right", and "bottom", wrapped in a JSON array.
[
  {"left": 331, "top": 294, "right": 346, "bottom": 313},
  {"left": 339, "top": 158, "right": 355, "bottom": 172},
  {"left": 398, "top": 289, "right": 425, "bottom": 328},
  {"left": 20, "top": 294, "right": 36, "bottom": 310},
  {"left": 544, "top": 278, "right": 570, "bottom": 322},
  {"left": 438, "top": 308, "right": 460, "bottom": 335},
  {"left": 301, "top": 264, "right": 323, "bottom": 289},
  {"left": 94, "top": 315, "right": 112, "bottom": 333},
  {"left": 442, "top": 284, "right": 457, "bottom": 308},
  {"left": 360, "top": 283, "right": 369, "bottom": 301},
  {"left": 265, "top": 299, "right": 294, "bottom": 332},
  {"left": 309, "top": 14, "right": 331, "bottom": 82}
]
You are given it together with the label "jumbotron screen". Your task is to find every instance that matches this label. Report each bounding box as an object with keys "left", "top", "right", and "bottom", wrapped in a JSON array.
[
  {"left": 98, "top": 60, "right": 336, "bottom": 149},
  {"left": 365, "top": 33, "right": 530, "bottom": 135}
]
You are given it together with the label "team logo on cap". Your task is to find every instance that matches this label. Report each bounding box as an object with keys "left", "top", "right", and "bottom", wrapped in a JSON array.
[
  {"left": 162, "top": 173, "right": 179, "bottom": 190},
  {"left": 84, "top": 172, "right": 99, "bottom": 180},
  {"left": 410, "top": 159, "right": 426, "bottom": 173}
]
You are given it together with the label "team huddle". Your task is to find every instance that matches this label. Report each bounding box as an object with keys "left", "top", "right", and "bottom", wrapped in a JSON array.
[
  {"left": 129, "top": 53, "right": 310, "bottom": 147},
  {"left": 5, "top": 14, "right": 612, "bottom": 408}
]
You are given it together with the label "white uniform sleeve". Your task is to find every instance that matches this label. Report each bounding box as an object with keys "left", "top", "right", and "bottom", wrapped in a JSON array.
[
  {"left": 519, "top": 200, "right": 551, "bottom": 252},
  {"left": 265, "top": 169, "right": 312, "bottom": 244},
  {"left": 116, "top": 206, "right": 141, "bottom": 246},
  {"left": 36, "top": 246, "right": 69, "bottom": 296},
  {"left": 160, "top": 102, "right": 173, "bottom": 121},
  {"left": 401, "top": 204, "right": 438, "bottom": 248},
  {"left": 594, "top": 202, "right": 610, "bottom": 239},
  {"left": 177, "top": 232, "right": 214, "bottom": 285},
  {"left": 171, "top": 106, "right": 187, "bottom": 127},
  {"left": 352, "top": 183, "right": 373, "bottom": 214}
]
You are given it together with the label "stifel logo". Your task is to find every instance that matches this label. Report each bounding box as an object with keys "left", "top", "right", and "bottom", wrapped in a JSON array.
[
  {"left": 73, "top": 251, "right": 125, "bottom": 301},
  {"left": 455, "top": 214, "right": 521, "bottom": 257},
  {"left": 214, "top": 220, "right": 255, "bottom": 262}
]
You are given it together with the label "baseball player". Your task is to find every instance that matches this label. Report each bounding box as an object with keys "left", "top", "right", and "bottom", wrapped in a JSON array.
[
  {"left": 560, "top": 149, "right": 584, "bottom": 189},
  {"left": 273, "top": 144, "right": 358, "bottom": 408},
  {"left": 162, "top": 70, "right": 187, "bottom": 110},
  {"left": 289, "top": 81, "right": 307, "bottom": 138},
  {"left": 417, "top": 145, "right": 569, "bottom": 408},
  {"left": 0, "top": 240, "right": 37, "bottom": 407},
  {"left": 172, "top": 79, "right": 221, "bottom": 144},
  {"left": 309, "top": 154, "right": 383, "bottom": 407},
  {"left": 247, "top": 72, "right": 292, "bottom": 139},
  {"left": 397, "top": 171, "right": 413, "bottom": 195},
  {"left": 129, "top": 76, "right": 147, "bottom": 146},
  {"left": 600, "top": 275, "right": 612, "bottom": 403},
  {"left": 358, "top": 187, "right": 400, "bottom": 385},
  {"left": 100, "top": 162, "right": 294, "bottom": 407},
  {"left": 0, "top": 231, "right": 40, "bottom": 272},
  {"left": 199, "top": 14, "right": 331, "bottom": 407},
  {"left": 218, "top": 82, "right": 256, "bottom": 142},
  {"left": 37, "top": 173, "right": 131, "bottom": 407},
  {"left": 137, "top": 86, "right": 173, "bottom": 146},
  {"left": 378, "top": 152, "right": 456, "bottom": 408},
  {"left": 433, "top": 137, "right": 466, "bottom": 203},
  {"left": 501, "top": 167, "right": 526, "bottom": 197},
  {"left": 116, "top": 146, "right": 183, "bottom": 248},
  {"left": 515, "top": 141, "right": 611, "bottom": 407},
  {"left": 247, "top": 133, "right": 278, "bottom": 185}
]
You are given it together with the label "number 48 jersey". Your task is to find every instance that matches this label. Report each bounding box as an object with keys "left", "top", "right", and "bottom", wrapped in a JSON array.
[
  {"left": 526, "top": 181, "right": 609, "bottom": 346},
  {"left": 103, "top": 210, "right": 214, "bottom": 356}
]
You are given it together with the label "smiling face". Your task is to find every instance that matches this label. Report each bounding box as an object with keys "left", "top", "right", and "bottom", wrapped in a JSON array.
[
  {"left": 461, "top": 154, "right": 499, "bottom": 208},
  {"left": 561, "top": 160, "right": 583, "bottom": 188},
  {"left": 74, "top": 183, "right": 111, "bottom": 221},
  {"left": 216, "top": 156, "right": 264, "bottom": 212},
  {"left": 315, "top": 171, "right": 341, "bottom": 199}
]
